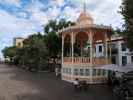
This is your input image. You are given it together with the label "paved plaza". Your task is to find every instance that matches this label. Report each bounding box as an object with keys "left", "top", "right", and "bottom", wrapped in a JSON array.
[{"left": 0, "top": 64, "right": 117, "bottom": 100}]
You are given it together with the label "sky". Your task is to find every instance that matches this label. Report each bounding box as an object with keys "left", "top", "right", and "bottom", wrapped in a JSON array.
[{"left": 0, "top": 0, "right": 123, "bottom": 59}]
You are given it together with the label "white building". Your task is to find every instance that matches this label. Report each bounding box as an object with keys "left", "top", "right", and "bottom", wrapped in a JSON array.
[{"left": 95, "top": 35, "right": 133, "bottom": 67}]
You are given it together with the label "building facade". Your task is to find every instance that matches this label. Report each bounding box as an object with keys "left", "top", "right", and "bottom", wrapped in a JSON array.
[
  {"left": 14, "top": 37, "right": 24, "bottom": 47},
  {"left": 109, "top": 36, "right": 132, "bottom": 66},
  {"left": 95, "top": 35, "right": 133, "bottom": 66}
]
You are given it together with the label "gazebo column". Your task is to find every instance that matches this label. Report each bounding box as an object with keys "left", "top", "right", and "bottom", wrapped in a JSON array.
[
  {"left": 109, "top": 37, "right": 112, "bottom": 63},
  {"left": 70, "top": 43, "right": 71, "bottom": 57},
  {"left": 104, "top": 33, "right": 108, "bottom": 64},
  {"left": 62, "top": 35, "right": 64, "bottom": 65},
  {"left": 89, "top": 32, "right": 93, "bottom": 66},
  {"left": 80, "top": 43, "right": 83, "bottom": 57},
  {"left": 71, "top": 32, "right": 74, "bottom": 64},
  {"left": 89, "top": 31, "right": 93, "bottom": 84},
  {"left": 71, "top": 32, "right": 74, "bottom": 81}
]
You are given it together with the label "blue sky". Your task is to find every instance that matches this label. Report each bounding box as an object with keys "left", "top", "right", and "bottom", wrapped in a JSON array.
[{"left": 0, "top": 0, "right": 123, "bottom": 59}]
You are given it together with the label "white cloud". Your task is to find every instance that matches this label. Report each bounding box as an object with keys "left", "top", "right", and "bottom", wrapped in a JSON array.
[
  {"left": 26, "top": 1, "right": 49, "bottom": 25},
  {"left": 27, "top": 0, "right": 61, "bottom": 25},
  {"left": 46, "top": 6, "right": 61, "bottom": 20},
  {"left": 61, "top": 6, "right": 81, "bottom": 21},
  {"left": 0, "top": 9, "right": 42, "bottom": 39},
  {"left": 52, "top": 0, "right": 65, "bottom": 7},
  {"left": 31, "top": 11, "right": 49, "bottom": 25},
  {"left": 0, "top": 0, "right": 21, "bottom": 7},
  {"left": 91, "top": 0, "right": 123, "bottom": 28}
]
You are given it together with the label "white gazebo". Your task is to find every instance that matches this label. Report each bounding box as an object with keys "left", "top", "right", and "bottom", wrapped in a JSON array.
[{"left": 59, "top": 8, "right": 112, "bottom": 84}]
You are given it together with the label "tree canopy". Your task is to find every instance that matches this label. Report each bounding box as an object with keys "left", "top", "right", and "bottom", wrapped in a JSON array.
[
  {"left": 2, "top": 46, "right": 17, "bottom": 59},
  {"left": 121, "top": 0, "right": 133, "bottom": 50},
  {"left": 44, "top": 19, "right": 75, "bottom": 34},
  {"left": 2, "top": 19, "right": 74, "bottom": 71},
  {"left": 22, "top": 33, "right": 48, "bottom": 70}
]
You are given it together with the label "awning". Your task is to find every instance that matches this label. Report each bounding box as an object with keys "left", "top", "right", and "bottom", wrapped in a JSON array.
[{"left": 99, "top": 64, "right": 133, "bottom": 73}]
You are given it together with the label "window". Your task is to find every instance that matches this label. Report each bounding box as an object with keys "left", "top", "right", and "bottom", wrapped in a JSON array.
[
  {"left": 68, "top": 68, "right": 71, "bottom": 74},
  {"left": 92, "top": 69, "right": 96, "bottom": 76},
  {"left": 111, "top": 43, "right": 116, "bottom": 48},
  {"left": 97, "top": 69, "right": 101, "bottom": 76},
  {"left": 74, "top": 69, "right": 79, "bottom": 76},
  {"left": 18, "top": 42, "right": 21, "bottom": 47},
  {"left": 99, "top": 45, "right": 102, "bottom": 53},
  {"left": 132, "top": 56, "right": 133, "bottom": 63},
  {"left": 63, "top": 68, "right": 67, "bottom": 74},
  {"left": 111, "top": 56, "right": 116, "bottom": 64},
  {"left": 122, "top": 56, "right": 127, "bottom": 66},
  {"left": 85, "top": 69, "right": 90, "bottom": 76},
  {"left": 80, "top": 69, "right": 84, "bottom": 76},
  {"left": 66, "top": 68, "right": 68, "bottom": 74},
  {"left": 63, "top": 68, "right": 65, "bottom": 73},
  {"left": 102, "top": 70, "right": 106, "bottom": 76},
  {"left": 121, "top": 43, "right": 127, "bottom": 51}
]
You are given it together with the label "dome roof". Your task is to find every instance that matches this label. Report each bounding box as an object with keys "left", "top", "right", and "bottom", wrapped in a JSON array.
[{"left": 76, "top": 11, "right": 93, "bottom": 26}]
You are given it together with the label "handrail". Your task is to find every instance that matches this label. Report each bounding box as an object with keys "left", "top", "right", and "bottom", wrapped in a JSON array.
[
  {"left": 64, "top": 57, "right": 111, "bottom": 65},
  {"left": 64, "top": 57, "right": 90, "bottom": 63}
]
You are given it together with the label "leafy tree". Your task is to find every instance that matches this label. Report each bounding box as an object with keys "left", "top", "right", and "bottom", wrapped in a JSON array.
[
  {"left": 22, "top": 33, "right": 48, "bottom": 71},
  {"left": 45, "top": 32, "right": 61, "bottom": 58},
  {"left": 44, "top": 19, "right": 75, "bottom": 34},
  {"left": 2, "top": 46, "right": 18, "bottom": 63},
  {"left": 45, "top": 20, "right": 58, "bottom": 34},
  {"left": 44, "top": 19, "right": 75, "bottom": 71},
  {"left": 120, "top": 0, "right": 133, "bottom": 50},
  {"left": 44, "top": 19, "right": 75, "bottom": 56}
]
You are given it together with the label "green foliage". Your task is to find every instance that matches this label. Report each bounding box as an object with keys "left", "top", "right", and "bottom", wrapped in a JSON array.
[
  {"left": 2, "top": 46, "right": 18, "bottom": 63},
  {"left": 22, "top": 33, "right": 48, "bottom": 70},
  {"left": 120, "top": 0, "right": 133, "bottom": 50},
  {"left": 45, "top": 32, "right": 61, "bottom": 58},
  {"left": 44, "top": 19, "right": 75, "bottom": 60},
  {"left": 45, "top": 20, "right": 58, "bottom": 33},
  {"left": 2, "top": 19, "right": 75, "bottom": 71},
  {"left": 44, "top": 19, "right": 75, "bottom": 34},
  {"left": 2, "top": 46, "right": 17, "bottom": 58},
  {"left": 43, "top": 19, "right": 75, "bottom": 71},
  {"left": 2, "top": 34, "right": 49, "bottom": 71}
]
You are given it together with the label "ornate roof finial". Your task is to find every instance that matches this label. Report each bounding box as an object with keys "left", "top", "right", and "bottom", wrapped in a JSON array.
[
  {"left": 77, "top": 0, "right": 94, "bottom": 25},
  {"left": 83, "top": 0, "right": 86, "bottom": 13}
]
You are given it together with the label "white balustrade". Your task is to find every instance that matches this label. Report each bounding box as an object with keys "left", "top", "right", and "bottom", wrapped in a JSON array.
[{"left": 64, "top": 57, "right": 111, "bottom": 65}]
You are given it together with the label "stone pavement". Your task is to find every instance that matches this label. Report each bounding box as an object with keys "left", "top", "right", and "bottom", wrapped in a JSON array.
[{"left": 0, "top": 64, "right": 117, "bottom": 100}]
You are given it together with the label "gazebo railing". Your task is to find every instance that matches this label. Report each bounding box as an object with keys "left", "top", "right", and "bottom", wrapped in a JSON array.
[
  {"left": 93, "top": 58, "right": 110, "bottom": 65},
  {"left": 64, "top": 57, "right": 90, "bottom": 64},
  {"left": 64, "top": 57, "right": 111, "bottom": 65}
]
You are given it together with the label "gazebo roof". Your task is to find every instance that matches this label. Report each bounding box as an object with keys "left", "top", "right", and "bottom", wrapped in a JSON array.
[
  {"left": 59, "top": 24, "right": 111, "bottom": 34},
  {"left": 76, "top": 11, "right": 93, "bottom": 26},
  {"left": 59, "top": 10, "right": 112, "bottom": 34}
]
